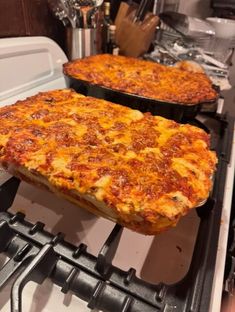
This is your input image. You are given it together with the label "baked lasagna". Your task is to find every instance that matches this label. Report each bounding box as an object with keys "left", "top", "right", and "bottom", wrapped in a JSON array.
[
  {"left": 63, "top": 54, "right": 217, "bottom": 105},
  {"left": 0, "top": 89, "right": 217, "bottom": 235}
]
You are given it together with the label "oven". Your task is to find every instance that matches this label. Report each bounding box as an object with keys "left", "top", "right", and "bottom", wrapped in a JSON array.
[{"left": 0, "top": 36, "right": 234, "bottom": 312}]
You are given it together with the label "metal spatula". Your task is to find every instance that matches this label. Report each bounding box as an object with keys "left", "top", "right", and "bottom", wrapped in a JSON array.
[{"left": 71, "top": 0, "right": 103, "bottom": 28}]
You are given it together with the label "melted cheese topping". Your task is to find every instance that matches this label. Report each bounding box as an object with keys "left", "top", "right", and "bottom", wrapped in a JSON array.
[
  {"left": 63, "top": 54, "right": 218, "bottom": 105},
  {"left": 0, "top": 89, "right": 217, "bottom": 235}
]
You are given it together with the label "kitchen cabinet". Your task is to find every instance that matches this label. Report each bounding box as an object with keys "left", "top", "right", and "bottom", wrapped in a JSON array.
[{"left": 0, "top": 0, "right": 66, "bottom": 50}]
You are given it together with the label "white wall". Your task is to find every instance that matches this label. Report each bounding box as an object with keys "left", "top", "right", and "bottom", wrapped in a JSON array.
[{"left": 178, "top": 0, "right": 213, "bottom": 18}]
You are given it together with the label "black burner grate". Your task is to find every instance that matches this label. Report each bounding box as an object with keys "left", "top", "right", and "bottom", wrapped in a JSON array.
[{"left": 0, "top": 113, "right": 234, "bottom": 312}]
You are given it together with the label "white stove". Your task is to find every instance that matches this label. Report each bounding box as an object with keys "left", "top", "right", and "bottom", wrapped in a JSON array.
[{"left": 0, "top": 36, "right": 234, "bottom": 312}]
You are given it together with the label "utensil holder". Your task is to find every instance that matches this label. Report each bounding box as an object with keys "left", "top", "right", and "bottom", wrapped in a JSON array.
[{"left": 66, "top": 28, "right": 101, "bottom": 60}]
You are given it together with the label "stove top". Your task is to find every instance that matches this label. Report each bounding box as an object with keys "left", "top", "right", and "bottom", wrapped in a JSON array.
[{"left": 0, "top": 37, "right": 235, "bottom": 312}]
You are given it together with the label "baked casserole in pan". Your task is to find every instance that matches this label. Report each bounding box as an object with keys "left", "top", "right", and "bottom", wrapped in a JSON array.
[
  {"left": 63, "top": 54, "right": 218, "bottom": 105},
  {"left": 0, "top": 89, "right": 217, "bottom": 235}
]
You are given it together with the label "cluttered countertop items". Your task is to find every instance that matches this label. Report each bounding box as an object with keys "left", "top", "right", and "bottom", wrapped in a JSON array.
[
  {"left": 48, "top": 1, "right": 234, "bottom": 91},
  {"left": 146, "top": 10, "right": 234, "bottom": 91},
  {"left": 47, "top": 0, "right": 160, "bottom": 59}
]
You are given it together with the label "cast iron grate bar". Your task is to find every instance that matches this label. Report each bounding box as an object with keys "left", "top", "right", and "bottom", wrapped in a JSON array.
[
  {"left": 95, "top": 223, "right": 123, "bottom": 277},
  {"left": 0, "top": 211, "right": 164, "bottom": 312},
  {"left": 61, "top": 267, "right": 79, "bottom": 294},
  {"left": 0, "top": 240, "right": 35, "bottom": 290},
  {"left": 0, "top": 177, "right": 20, "bottom": 212},
  {"left": 11, "top": 243, "right": 58, "bottom": 312}
]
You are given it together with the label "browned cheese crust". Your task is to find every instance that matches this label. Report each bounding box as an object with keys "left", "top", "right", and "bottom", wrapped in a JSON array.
[
  {"left": 0, "top": 89, "right": 217, "bottom": 234},
  {"left": 63, "top": 54, "right": 218, "bottom": 105}
]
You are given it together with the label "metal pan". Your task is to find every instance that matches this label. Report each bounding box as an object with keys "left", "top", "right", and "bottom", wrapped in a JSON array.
[{"left": 65, "top": 74, "right": 218, "bottom": 122}]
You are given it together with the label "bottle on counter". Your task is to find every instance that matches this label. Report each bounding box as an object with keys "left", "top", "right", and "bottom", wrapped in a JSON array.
[
  {"left": 107, "top": 24, "right": 120, "bottom": 55},
  {"left": 101, "top": 1, "right": 112, "bottom": 53}
]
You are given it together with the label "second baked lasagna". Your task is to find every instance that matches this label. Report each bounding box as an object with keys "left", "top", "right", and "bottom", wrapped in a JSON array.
[
  {"left": 63, "top": 54, "right": 218, "bottom": 105},
  {"left": 0, "top": 89, "right": 217, "bottom": 234}
]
